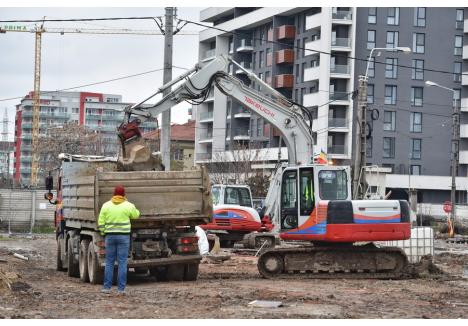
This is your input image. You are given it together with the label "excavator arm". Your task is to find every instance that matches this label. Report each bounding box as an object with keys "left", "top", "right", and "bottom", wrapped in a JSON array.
[{"left": 118, "top": 55, "right": 315, "bottom": 167}]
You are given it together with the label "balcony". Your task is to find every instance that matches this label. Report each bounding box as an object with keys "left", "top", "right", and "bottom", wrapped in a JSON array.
[
  {"left": 304, "top": 66, "right": 320, "bottom": 82},
  {"left": 86, "top": 114, "right": 103, "bottom": 120},
  {"left": 306, "top": 12, "right": 322, "bottom": 30},
  {"left": 275, "top": 49, "right": 295, "bottom": 65},
  {"left": 303, "top": 92, "right": 320, "bottom": 107},
  {"left": 235, "top": 61, "right": 252, "bottom": 74},
  {"left": 327, "top": 144, "right": 346, "bottom": 155},
  {"left": 199, "top": 130, "right": 213, "bottom": 142},
  {"left": 463, "top": 72, "right": 468, "bottom": 86},
  {"left": 304, "top": 39, "right": 322, "bottom": 57},
  {"left": 460, "top": 150, "right": 468, "bottom": 164},
  {"left": 331, "top": 37, "right": 351, "bottom": 50},
  {"left": 329, "top": 91, "right": 350, "bottom": 102},
  {"left": 274, "top": 74, "right": 294, "bottom": 88},
  {"left": 21, "top": 122, "right": 33, "bottom": 129},
  {"left": 20, "top": 156, "right": 32, "bottom": 162},
  {"left": 330, "top": 64, "right": 350, "bottom": 76},
  {"left": 332, "top": 10, "right": 352, "bottom": 21},
  {"left": 22, "top": 134, "right": 32, "bottom": 140},
  {"left": 234, "top": 107, "right": 251, "bottom": 118},
  {"left": 462, "top": 98, "right": 468, "bottom": 112},
  {"left": 460, "top": 125, "right": 468, "bottom": 138},
  {"left": 95, "top": 125, "right": 117, "bottom": 132},
  {"left": 328, "top": 118, "right": 348, "bottom": 129},
  {"left": 276, "top": 25, "right": 295, "bottom": 40},
  {"left": 20, "top": 167, "right": 31, "bottom": 173},
  {"left": 232, "top": 128, "right": 250, "bottom": 140},
  {"left": 202, "top": 49, "right": 216, "bottom": 62},
  {"left": 196, "top": 152, "right": 212, "bottom": 161},
  {"left": 199, "top": 111, "right": 214, "bottom": 122},
  {"left": 463, "top": 45, "right": 468, "bottom": 60},
  {"left": 237, "top": 39, "right": 253, "bottom": 52},
  {"left": 21, "top": 145, "right": 32, "bottom": 151}
]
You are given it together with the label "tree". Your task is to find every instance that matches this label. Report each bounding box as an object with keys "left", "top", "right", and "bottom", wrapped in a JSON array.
[{"left": 35, "top": 122, "right": 108, "bottom": 177}]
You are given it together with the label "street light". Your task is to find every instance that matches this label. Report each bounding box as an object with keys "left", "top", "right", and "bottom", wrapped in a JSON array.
[
  {"left": 352, "top": 46, "right": 412, "bottom": 199},
  {"left": 425, "top": 80, "right": 459, "bottom": 237}
]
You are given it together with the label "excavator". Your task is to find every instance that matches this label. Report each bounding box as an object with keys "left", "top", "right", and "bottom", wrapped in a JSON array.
[{"left": 117, "top": 55, "right": 411, "bottom": 279}]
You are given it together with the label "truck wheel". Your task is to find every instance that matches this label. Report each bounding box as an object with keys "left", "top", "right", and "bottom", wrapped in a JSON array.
[
  {"left": 150, "top": 266, "right": 168, "bottom": 282},
  {"left": 87, "top": 242, "right": 104, "bottom": 285},
  {"left": 79, "top": 239, "right": 90, "bottom": 282},
  {"left": 167, "top": 264, "right": 184, "bottom": 281},
  {"left": 67, "top": 237, "right": 79, "bottom": 277},
  {"left": 183, "top": 263, "right": 199, "bottom": 281},
  {"left": 56, "top": 234, "right": 65, "bottom": 271}
]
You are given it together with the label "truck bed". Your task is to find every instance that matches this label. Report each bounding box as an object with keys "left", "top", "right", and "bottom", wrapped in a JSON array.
[{"left": 60, "top": 161, "right": 212, "bottom": 229}]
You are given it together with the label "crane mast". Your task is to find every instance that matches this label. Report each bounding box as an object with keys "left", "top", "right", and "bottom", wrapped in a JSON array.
[{"left": 30, "top": 24, "right": 44, "bottom": 187}]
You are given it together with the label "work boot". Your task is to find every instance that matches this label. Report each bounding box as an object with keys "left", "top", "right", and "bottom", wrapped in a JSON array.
[
  {"left": 117, "top": 290, "right": 126, "bottom": 296},
  {"left": 101, "top": 288, "right": 111, "bottom": 295}
]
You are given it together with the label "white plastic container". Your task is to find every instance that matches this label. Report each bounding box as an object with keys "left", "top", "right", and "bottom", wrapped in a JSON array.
[{"left": 379, "top": 227, "right": 434, "bottom": 263}]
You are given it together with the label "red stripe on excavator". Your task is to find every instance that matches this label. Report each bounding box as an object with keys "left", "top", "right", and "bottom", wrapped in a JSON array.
[{"left": 280, "top": 223, "right": 411, "bottom": 242}]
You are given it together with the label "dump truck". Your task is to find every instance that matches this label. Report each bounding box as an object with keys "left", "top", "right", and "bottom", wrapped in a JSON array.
[{"left": 45, "top": 154, "right": 212, "bottom": 284}]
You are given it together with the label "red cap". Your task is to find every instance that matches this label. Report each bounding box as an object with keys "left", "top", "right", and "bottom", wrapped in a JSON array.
[{"left": 113, "top": 185, "right": 125, "bottom": 197}]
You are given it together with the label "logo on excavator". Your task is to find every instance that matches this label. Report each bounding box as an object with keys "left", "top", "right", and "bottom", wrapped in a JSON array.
[{"left": 244, "top": 96, "right": 275, "bottom": 118}]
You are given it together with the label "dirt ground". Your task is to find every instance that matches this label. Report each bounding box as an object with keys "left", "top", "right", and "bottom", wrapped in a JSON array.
[{"left": 0, "top": 234, "right": 467, "bottom": 319}]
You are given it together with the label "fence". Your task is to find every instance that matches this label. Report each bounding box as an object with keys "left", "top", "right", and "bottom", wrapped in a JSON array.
[{"left": 0, "top": 188, "right": 56, "bottom": 234}]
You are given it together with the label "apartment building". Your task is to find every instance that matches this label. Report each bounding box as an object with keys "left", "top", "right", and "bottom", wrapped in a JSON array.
[
  {"left": 14, "top": 91, "right": 156, "bottom": 185},
  {"left": 195, "top": 7, "right": 357, "bottom": 169}
]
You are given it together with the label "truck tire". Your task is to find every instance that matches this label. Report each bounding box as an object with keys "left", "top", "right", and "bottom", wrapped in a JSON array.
[
  {"left": 183, "top": 263, "right": 199, "bottom": 281},
  {"left": 167, "top": 264, "right": 184, "bottom": 281},
  {"left": 150, "top": 266, "right": 168, "bottom": 282},
  {"left": 56, "top": 234, "right": 65, "bottom": 271},
  {"left": 87, "top": 242, "right": 104, "bottom": 285},
  {"left": 79, "top": 239, "right": 90, "bottom": 282},
  {"left": 67, "top": 237, "right": 79, "bottom": 277}
]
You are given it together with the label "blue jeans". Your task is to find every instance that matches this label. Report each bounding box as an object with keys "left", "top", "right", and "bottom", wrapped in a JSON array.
[{"left": 103, "top": 234, "right": 130, "bottom": 291}]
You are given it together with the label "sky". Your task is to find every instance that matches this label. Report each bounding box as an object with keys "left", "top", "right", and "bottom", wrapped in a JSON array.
[{"left": 0, "top": 6, "right": 204, "bottom": 141}]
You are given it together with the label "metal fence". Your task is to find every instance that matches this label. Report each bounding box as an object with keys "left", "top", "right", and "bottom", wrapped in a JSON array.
[{"left": 0, "top": 188, "right": 56, "bottom": 234}]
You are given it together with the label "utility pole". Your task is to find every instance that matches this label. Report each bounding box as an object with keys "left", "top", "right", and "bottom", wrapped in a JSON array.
[
  {"left": 161, "top": 7, "right": 174, "bottom": 171},
  {"left": 352, "top": 76, "right": 368, "bottom": 199},
  {"left": 451, "top": 96, "right": 460, "bottom": 235}
]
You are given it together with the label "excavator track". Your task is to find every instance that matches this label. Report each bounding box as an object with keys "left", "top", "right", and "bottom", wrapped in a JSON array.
[{"left": 257, "top": 244, "right": 409, "bottom": 279}]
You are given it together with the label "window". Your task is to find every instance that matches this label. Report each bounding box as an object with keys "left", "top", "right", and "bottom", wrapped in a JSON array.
[
  {"left": 412, "top": 59, "right": 424, "bottom": 80},
  {"left": 453, "top": 89, "right": 461, "bottom": 107},
  {"left": 72, "top": 107, "right": 79, "bottom": 114},
  {"left": 414, "top": 8, "right": 426, "bottom": 27},
  {"left": 300, "top": 168, "right": 315, "bottom": 215},
  {"left": 366, "top": 137, "right": 372, "bottom": 158},
  {"left": 454, "top": 35, "right": 463, "bottom": 56},
  {"left": 384, "top": 111, "right": 396, "bottom": 131},
  {"left": 411, "top": 165, "right": 421, "bottom": 175},
  {"left": 301, "top": 62, "right": 306, "bottom": 82},
  {"left": 281, "top": 170, "right": 297, "bottom": 209},
  {"left": 411, "top": 87, "right": 423, "bottom": 106},
  {"left": 295, "top": 64, "right": 300, "bottom": 83},
  {"left": 387, "top": 8, "right": 400, "bottom": 25},
  {"left": 259, "top": 51, "right": 264, "bottom": 67},
  {"left": 456, "top": 9, "right": 464, "bottom": 29},
  {"left": 368, "top": 57, "right": 375, "bottom": 78},
  {"left": 385, "top": 58, "right": 398, "bottom": 78},
  {"left": 259, "top": 28, "right": 265, "bottom": 45},
  {"left": 225, "top": 187, "right": 252, "bottom": 207},
  {"left": 367, "top": 84, "right": 374, "bottom": 104},
  {"left": 410, "top": 112, "right": 422, "bottom": 132},
  {"left": 266, "top": 48, "right": 272, "bottom": 66},
  {"left": 367, "top": 30, "right": 376, "bottom": 50},
  {"left": 386, "top": 31, "right": 399, "bottom": 48},
  {"left": 318, "top": 170, "right": 348, "bottom": 200},
  {"left": 454, "top": 62, "right": 462, "bottom": 82},
  {"left": 257, "top": 118, "right": 262, "bottom": 137},
  {"left": 173, "top": 148, "right": 184, "bottom": 161},
  {"left": 411, "top": 139, "right": 421, "bottom": 159},
  {"left": 368, "top": 7, "right": 377, "bottom": 24},
  {"left": 385, "top": 85, "right": 397, "bottom": 105},
  {"left": 383, "top": 137, "right": 395, "bottom": 158},
  {"left": 413, "top": 33, "right": 425, "bottom": 53}
]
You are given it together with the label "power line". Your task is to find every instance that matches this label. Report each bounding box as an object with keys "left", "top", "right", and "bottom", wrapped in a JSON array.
[
  {"left": 0, "top": 16, "right": 163, "bottom": 23},
  {"left": 178, "top": 17, "right": 468, "bottom": 77},
  {"left": 0, "top": 65, "right": 190, "bottom": 103}
]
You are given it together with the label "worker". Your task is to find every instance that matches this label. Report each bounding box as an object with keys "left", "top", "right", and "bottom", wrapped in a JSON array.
[{"left": 98, "top": 185, "right": 140, "bottom": 295}]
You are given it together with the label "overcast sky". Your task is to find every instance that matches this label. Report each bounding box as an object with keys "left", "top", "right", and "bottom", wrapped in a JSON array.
[{"left": 0, "top": 7, "right": 204, "bottom": 141}]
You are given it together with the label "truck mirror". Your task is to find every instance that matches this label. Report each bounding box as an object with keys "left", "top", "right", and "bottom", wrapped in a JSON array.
[{"left": 45, "top": 175, "right": 53, "bottom": 191}]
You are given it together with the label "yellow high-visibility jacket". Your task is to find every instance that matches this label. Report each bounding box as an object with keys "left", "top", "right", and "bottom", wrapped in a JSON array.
[{"left": 98, "top": 196, "right": 140, "bottom": 235}]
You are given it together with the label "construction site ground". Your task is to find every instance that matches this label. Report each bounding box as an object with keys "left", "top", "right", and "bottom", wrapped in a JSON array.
[{"left": 0, "top": 234, "right": 467, "bottom": 319}]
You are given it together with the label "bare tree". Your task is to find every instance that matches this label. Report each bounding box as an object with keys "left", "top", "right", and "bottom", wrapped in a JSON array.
[{"left": 35, "top": 122, "right": 103, "bottom": 176}]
